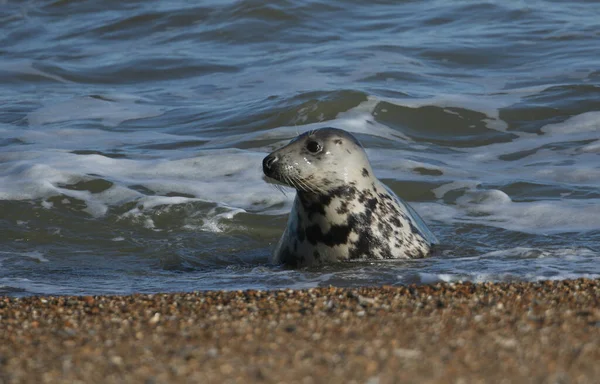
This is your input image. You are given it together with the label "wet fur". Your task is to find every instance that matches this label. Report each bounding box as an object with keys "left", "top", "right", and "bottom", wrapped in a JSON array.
[{"left": 263, "top": 128, "right": 436, "bottom": 267}]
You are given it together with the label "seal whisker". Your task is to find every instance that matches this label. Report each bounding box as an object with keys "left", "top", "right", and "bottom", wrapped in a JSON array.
[
  {"left": 303, "top": 180, "right": 321, "bottom": 195},
  {"left": 284, "top": 175, "right": 299, "bottom": 191},
  {"left": 298, "top": 176, "right": 326, "bottom": 195},
  {"left": 271, "top": 182, "right": 288, "bottom": 196},
  {"left": 304, "top": 180, "right": 322, "bottom": 195},
  {"left": 293, "top": 175, "right": 322, "bottom": 195},
  {"left": 290, "top": 176, "right": 310, "bottom": 194}
]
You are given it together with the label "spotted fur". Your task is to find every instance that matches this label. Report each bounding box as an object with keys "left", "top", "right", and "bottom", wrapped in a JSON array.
[{"left": 263, "top": 128, "right": 437, "bottom": 267}]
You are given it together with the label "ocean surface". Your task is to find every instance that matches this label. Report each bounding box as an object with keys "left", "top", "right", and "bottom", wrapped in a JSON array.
[{"left": 1, "top": 0, "right": 599, "bottom": 297}]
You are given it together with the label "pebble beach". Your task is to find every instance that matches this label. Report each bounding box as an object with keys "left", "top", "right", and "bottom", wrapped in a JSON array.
[{"left": 1, "top": 279, "right": 599, "bottom": 383}]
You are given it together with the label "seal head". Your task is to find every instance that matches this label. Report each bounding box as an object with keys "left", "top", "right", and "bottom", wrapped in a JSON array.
[{"left": 263, "top": 128, "right": 437, "bottom": 267}]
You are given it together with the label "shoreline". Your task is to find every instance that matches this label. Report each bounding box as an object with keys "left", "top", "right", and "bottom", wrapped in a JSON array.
[{"left": 1, "top": 279, "right": 599, "bottom": 383}]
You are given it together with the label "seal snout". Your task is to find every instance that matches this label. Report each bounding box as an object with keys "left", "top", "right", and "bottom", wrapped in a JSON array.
[{"left": 262, "top": 154, "right": 279, "bottom": 176}]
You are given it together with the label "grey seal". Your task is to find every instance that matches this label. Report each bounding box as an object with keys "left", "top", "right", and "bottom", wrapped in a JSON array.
[{"left": 262, "top": 128, "right": 437, "bottom": 267}]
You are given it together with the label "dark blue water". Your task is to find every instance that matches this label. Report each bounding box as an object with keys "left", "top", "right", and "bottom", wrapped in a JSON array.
[{"left": 1, "top": 0, "right": 599, "bottom": 296}]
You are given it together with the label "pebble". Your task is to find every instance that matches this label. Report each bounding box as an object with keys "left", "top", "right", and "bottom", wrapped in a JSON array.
[{"left": 0, "top": 279, "right": 598, "bottom": 383}]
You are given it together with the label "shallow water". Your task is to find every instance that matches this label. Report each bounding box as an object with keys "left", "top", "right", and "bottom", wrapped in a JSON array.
[{"left": 1, "top": 0, "right": 599, "bottom": 296}]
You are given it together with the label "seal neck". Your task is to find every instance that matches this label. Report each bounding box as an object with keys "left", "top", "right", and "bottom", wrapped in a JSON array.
[{"left": 297, "top": 184, "right": 358, "bottom": 206}]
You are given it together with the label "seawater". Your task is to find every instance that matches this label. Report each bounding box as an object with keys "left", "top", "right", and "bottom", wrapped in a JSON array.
[{"left": 1, "top": 0, "right": 599, "bottom": 296}]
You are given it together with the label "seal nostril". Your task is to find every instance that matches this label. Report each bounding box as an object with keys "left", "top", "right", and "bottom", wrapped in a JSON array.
[{"left": 263, "top": 155, "right": 278, "bottom": 172}]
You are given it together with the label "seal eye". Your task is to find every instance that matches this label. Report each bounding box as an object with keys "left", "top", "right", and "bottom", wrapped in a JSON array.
[{"left": 306, "top": 141, "right": 322, "bottom": 154}]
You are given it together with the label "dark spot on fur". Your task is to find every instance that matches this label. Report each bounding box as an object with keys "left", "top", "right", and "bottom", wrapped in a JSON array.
[
  {"left": 361, "top": 168, "right": 369, "bottom": 177},
  {"left": 336, "top": 201, "right": 349, "bottom": 215},
  {"left": 334, "top": 139, "right": 343, "bottom": 145},
  {"left": 279, "top": 247, "right": 297, "bottom": 266},
  {"left": 298, "top": 186, "right": 358, "bottom": 220},
  {"left": 410, "top": 248, "right": 427, "bottom": 259},
  {"left": 318, "top": 194, "right": 333, "bottom": 206},
  {"left": 357, "top": 189, "right": 374, "bottom": 204},
  {"left": 380, "top": 247, "right": 393, "bottom": 259},
  {"left": 366, "top": 197, "right": 377, "bottom": 212},
  {"left": 386, "top": 201, "right": 400, "bottom": 215},
  {"left": 332, "top": 185, "right": 357, "bottom": 200},
  {"left": 305, "top": 223, "right": 352, "bottom": 247},
  {"left": 378, "top": 192, "right": 392, "bottom": 201},
  {"left": 313, "top": 250, "right": 321, "bottom": 260},
  {"left": 298, "top": 193, "right": 325, "bottom": 219},
  {"left": 348, "top": 219, "right": 392, "bottom": 260}
]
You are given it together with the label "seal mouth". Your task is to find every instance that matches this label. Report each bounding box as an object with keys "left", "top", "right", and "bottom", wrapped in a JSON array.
[
  {"left": 262, "top": 173, "right": 287, "bottom": 188},
  {"left": 262, "top": 154, "right": 291, "bottom": 188}
]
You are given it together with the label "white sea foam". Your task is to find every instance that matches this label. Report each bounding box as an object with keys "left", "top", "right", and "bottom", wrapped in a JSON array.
[
  {"left": 2, "top": 97, "right": 599, "bottom": 238},
  {"left": 0, "top": 121, "right": 293, "bottom": 229},
  {"left": 0, "top": 251, "right": 49, "bottom": 264},
  {"left": 542, "top": 111, "right": 600, "bottom": 135},
  {"left": 417, "top": 244, "right": 600, "bottom": 284},
  {"left": 479, "top": 247, "right": 597, "bottom": 260},
  {"left": 21, "top": 251, "right": 50, "bottom": 263},
  {"left": 418, "top": 272, "right": 600, "bottom": 285},
  {"left": 418, "top": 190, "right": 600, "bottom": 234},
  {"left": 0, "top": 148, "right": 290, "bottom": 217}
]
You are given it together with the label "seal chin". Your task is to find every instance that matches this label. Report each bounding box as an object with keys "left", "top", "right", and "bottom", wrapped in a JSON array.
[{"left": 262, "top": 174, "right": 290, "bottom": 191}]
